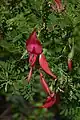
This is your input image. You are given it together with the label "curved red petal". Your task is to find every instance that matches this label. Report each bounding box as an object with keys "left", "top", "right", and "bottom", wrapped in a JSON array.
[
  {"left": 27, "top": 67, "right": 33, "bottom": 82},
  {"left": 39, "top": 53, "right": 57, "bottom": 80},
  {"left": 40, "top": 96, "right": 56, "bottom": 108},
  {"left": 40, "top": 72, "right": 51, "bottom": 95},
  {"left": 26, "top": 30, "right": 37, "bottom": 45},
  {"left": 29, "top": 54, "right": 37, "bottom": 67}
]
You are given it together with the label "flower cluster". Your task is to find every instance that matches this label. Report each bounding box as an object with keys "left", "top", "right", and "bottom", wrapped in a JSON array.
[
  {"left": 26, "top": 28, "right": 73, "bottom": 108},
  {"left": 26, "top": 29, "right": 57, "bottom": 82},
  {"left": 26, "top": 29, "right": 58, "bottom": 108}
]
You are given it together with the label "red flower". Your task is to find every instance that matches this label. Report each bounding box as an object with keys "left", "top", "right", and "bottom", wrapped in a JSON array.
[
  {"left": 26, "top": 30, "right": 43, "bottom": 82},
  {"left": 26, "top": 29, "right": 58, "bottom": 109},
  {"left": 26, "top": 29, "right": 57, "bottom": 82},
  {"left": 68, "top": 59, "right": 72, "bottom": 71},
  {"left": 40, "top": 92, "right": 60, "bottom": 108},
  {"left": 40, "top": 93, "right": 56, "bottom": 108},
  {"left": 40, "top": 72, "right": 60, "bottom": 108}
]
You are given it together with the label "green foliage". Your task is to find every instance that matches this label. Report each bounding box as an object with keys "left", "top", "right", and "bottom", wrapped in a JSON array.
[{"left": 0, "top": 0, "right": 80, "bottom": 119}]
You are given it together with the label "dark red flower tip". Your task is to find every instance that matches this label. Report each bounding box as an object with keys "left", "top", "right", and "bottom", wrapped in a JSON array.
[
  {"left": 26, "top": 30, "right": 42, "bottom": 55},
  {"left": 39, "top": 92, "right": 60, "bottom": 108},
  {"left": 39, "top": 53, "right": 57, "bottom": 80},
  {"left": 39, "top": 93, "right": 56, "bottom": 108},
  {"left": 40, "top": 72, "right": 51, "bottom": 95},
  {"left": 40, "top": 100, "right": 56, "bottom": 108},
  {"left": 45, "top": 93, "right": 55, "bottom": 103},
  {"left": 68, "top": 59, "right": 72, "bottom": 71}
]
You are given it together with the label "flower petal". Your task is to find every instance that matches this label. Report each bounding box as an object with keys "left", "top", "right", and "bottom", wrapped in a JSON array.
[
  {"left": 29, "top": 54, "right": 37, "bottom": 67},
  {"left": 39, "top": 53, "right": 57, "bottom": 80},
  {"left": 54, "top": 0, "right": 63, "bottom": 9},
  {"left": 40, "top": 72, "right": 51, "bottom": 95},
  {"left": 54, "top": 0, "right": 64, "bottom": 12},
  {"left": 26, "top": 30, "right": 42, "bottom": 55},
  {"left": 68, "top": 59, "right": 72, "bottom": 71},
  {"left": 27, "top": 67, "right": 33, "bottom": 82},
  {"left": 40, "top": 95, "right": 56, "bottom": 108}
]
